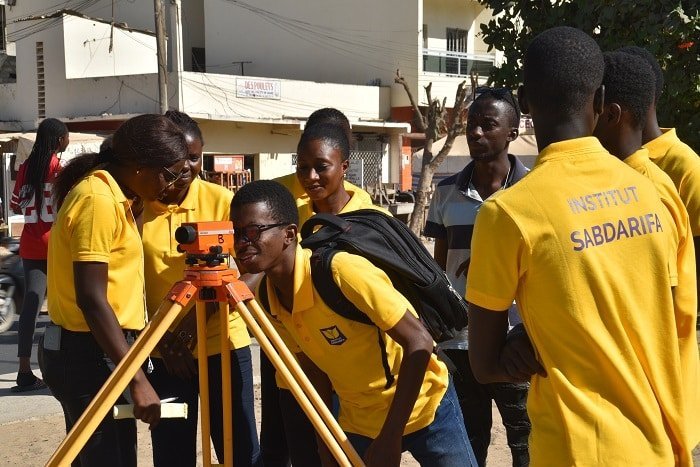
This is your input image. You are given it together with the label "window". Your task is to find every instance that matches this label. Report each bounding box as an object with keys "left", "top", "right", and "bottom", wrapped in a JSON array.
[
  {"left": 192, "top": 47, "right": 205, "bottom": 72},
  {"left": 36, "top": 42, "right": 45, "bottom": 119},
  {"left": 0, "top": 6, "right": 5, "bottom": 52},
  {"left": 422, "top": 24, "right": 428, "bottom": 49},
  {"left": 446, "top": 28, "right": 468, "bottom": 53},
  {"left": 445, "top": 28, "right": 468, "bottom": 73}
]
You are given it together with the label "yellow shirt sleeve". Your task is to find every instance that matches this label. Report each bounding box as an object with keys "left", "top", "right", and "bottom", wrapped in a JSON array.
[
  {"left": 466, "top": 199, "right": 529, "bottom": 311},
  {"left": 677, "top": 157, "right": 700, "bottom": 236},
  {"left": 67, "top": 193, "right": 120, "bottom": 263},
  {"left": 329, "top": 252, "right": 410, "bottom": 331}
]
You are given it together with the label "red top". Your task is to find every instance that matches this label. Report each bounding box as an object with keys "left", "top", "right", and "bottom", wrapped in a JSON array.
[{"left": 10, "top": 154, "right": 61, "bottom": 260}]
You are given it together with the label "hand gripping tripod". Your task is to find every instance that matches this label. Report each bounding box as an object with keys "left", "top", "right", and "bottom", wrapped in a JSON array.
[{"left": 46, "top": 221, "right": 364, "bottom": 467}]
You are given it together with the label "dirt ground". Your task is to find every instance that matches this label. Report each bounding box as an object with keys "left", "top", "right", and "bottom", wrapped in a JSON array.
[{"left": 0, "top": 384, "right": 515, "bottom": 466}]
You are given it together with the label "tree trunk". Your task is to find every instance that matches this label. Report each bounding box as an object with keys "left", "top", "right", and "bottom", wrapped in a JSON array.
[
  {"left": 408, "top": 160, "right": 437, "bottom": 233},
  {"left": 394, "top": 70, "right": 474, "bottom": 236}
]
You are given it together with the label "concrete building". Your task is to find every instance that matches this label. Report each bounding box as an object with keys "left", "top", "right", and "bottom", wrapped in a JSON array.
[{"left": 0, "top": 0, "right": 498, "bottom": 188}]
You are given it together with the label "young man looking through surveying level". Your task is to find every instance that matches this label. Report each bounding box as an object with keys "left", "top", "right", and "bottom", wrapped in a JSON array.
[{"left": 231, "top": 179, "right": 477, "bottom": 467}]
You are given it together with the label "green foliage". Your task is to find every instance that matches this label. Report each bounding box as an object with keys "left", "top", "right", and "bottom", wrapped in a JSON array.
[{"left": 478, "top": 0, "right": 700, "bottom": 150}]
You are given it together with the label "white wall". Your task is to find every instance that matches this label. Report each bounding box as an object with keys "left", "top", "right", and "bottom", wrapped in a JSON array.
[
  {"left": 63, "top": 15, "right": 157, "bottom": 79},
  {"left": 257, "top": 153, "right": 295, "bottom": 180},
  {"left": 0, "top": 83, "right": 20, "bottom": 122},
  {"left": 180, "top": 71, "right": 391, "bottom": 122},
  {"left": 197, "top": 120, "right": 300, "bottom": 155},
  {"left": 3, "top": 0, "right": 155, "bottom": 41},
  {"left": 7, "top": 14, "right": 160, "bottom": 127},
  {"left": 203, "top": 0, "right": 420, "bottom": 89},
  {"left": 418, "top": 0, "right": 489, "bottom": 104},
  {"left": 423, "top": 0, "right": 484, "bottom": 51},
  {"left": 178, "top": 0, "right": 205, "bottom": 72},
  {"left": 10, "top": 18, "right": 61, "bottom": 125}
]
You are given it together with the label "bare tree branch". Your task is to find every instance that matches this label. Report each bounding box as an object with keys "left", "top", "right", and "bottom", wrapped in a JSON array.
[
  {"left": 394, "top": 69, "right": 427, "bottom": 132},
  {"left": 404, "top": 73, "right": 478, "bottom": 234}
]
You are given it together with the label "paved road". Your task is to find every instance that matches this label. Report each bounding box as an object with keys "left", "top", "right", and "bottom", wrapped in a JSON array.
[
  {"left": 0, "top": 309, "right": 49, "bottom": 376},
  {"left": 0, "top": 309, "right": 261, "bottom": 426}
]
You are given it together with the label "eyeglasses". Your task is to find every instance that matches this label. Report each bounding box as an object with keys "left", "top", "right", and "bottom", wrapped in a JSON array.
[
  {"left": 162, "top": 166, "right": 188, "bottom": 189},
  {"left": 234, "top": 223, "right": 289, "bottom": 243}
]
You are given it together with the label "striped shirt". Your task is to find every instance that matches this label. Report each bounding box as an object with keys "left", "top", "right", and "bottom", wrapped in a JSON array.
[{"left": 424, "top": 154, "right": 529, "bottom": 349}]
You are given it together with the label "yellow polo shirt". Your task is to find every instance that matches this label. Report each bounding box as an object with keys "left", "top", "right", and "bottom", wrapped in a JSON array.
[
  {"left": 274, "top": 172, "right": 373, "bottom": 208},
  {"left": 274, "top": 186, "right": 388, "bottom": 390},
  {"left": 143, "top": 178, "right": 250, "bottom": 356},
  {"left": 625, "top": 149, "right": 700, "bottom": 445},
  {"left": 297, "top": 187, "right": 390, "bottom": 227},
  {"left": 260, "top": 245, "right": 448, "bottom": 439},
  {"left": 48, "top": 170, "right": 146, "bottom": 332},
  {"left": 466, "top": 138, "right": 693, "bottom": 466},
  {"left": 644, "top": 128, "right": 700, "bottom": 236}
]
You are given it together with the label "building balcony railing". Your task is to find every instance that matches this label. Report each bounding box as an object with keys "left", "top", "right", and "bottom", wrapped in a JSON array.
[{"left": 422, "top": 48, "right": 495, "bottom": 77}]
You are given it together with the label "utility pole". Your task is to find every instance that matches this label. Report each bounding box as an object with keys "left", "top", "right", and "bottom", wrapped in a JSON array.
[
  {"left": 232, "top": 60, "right": 252, "bottom": 76},
  {"left": 154, "top": 0, "right": 168, "bottom": 113},
  {"left": 170, "top": 0, "right": 184, "bottom": 110}
]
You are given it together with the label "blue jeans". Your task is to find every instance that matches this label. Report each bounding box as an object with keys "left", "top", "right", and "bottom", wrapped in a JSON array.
[
  {"left": 444, "top": 348, "right": 530, "bottom": 467},
  {"left": 346, "top": 380, "right": 478, "bottom": 467},
  {"left": 148, "top": 347, "right": 261, "bottom": 467}
]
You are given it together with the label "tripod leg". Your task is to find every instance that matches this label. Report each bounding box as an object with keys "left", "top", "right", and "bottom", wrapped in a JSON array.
[
  {"left": 244, "top": 298, "right": 365, "bottom": 466},
  {"left": 224, "top": 282, "right": 363, "bottom": 467},
  {"left": 196, "top": 301, "right": 213, "bottom": 467},
  {"left": 46, "top": 281, "right": 198, "bottom": 467},
  {"left": 219, "top": 301, "right": 233, "bottom": 467}
]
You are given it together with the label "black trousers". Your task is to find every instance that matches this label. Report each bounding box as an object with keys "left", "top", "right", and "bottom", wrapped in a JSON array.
[
  {"left": 17, "top": 258, "right": 47, "bottom": 358},
  {"left": 259, "top": 348, "right": 322, "bottom": 467},
  {"left": 38, "top": 328, "right": 137, "bottom": 467},
  {"left": 444, "top": 348, "right": 531, "bottom": 467},
  {"left": 147, "top": 348, "right": 261, "bottom": 467}
]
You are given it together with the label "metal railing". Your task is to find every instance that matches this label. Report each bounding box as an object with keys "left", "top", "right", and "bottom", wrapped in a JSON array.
[{"left": 422, "top": 48, "right": 495, "bottom": 77}]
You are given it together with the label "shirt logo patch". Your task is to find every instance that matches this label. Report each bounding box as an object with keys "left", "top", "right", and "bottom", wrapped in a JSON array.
[{"left": 320, "top": 326, "right": 347, "bottom": 345}]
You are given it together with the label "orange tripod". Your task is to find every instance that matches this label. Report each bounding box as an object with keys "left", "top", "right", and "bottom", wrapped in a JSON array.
[{"left": 45, "top": 221, "right": 364, "bottom": 467}]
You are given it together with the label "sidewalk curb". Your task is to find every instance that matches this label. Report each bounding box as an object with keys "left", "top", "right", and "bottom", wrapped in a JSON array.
[{"left": 0, "top": 371, "right": 62, "bottom": 425}]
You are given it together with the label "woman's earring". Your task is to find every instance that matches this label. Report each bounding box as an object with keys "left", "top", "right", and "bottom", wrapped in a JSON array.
[{"left": 136, "top": 170, "right": 141, "bottom": 175}]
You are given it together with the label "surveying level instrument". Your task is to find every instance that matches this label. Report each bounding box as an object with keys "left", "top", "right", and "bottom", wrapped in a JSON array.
[{"left": 46, "top": 221, "right": 364, "bottom": 467}]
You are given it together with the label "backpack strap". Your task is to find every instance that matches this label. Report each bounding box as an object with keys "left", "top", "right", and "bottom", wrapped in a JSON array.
[
  {"left": 300, "top": 213, "right": 352, "bottom": 241},
  {"left": 310, "top": 247, "right": 395, "bottom": 389},
  {"left": 309, "top": 248, "right": 373, "bottom": 325}
]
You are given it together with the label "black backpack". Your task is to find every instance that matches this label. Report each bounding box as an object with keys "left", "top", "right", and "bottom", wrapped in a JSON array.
[
  {"left": 296, "top": 209, "right": 468, "bottom": 343},
  {"left": 257, "top": 209, "right": 468, "bottom": 388}
]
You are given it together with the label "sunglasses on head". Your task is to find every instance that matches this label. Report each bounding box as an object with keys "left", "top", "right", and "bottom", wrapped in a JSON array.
[
  {"left": 234, "top": 223, "right": 289, "bottom": 243},
  {"left": 474, "top": 87, "right": 521, "bottom": 119}
]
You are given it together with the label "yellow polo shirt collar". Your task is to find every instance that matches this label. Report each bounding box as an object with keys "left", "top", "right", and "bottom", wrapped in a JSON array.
[
  {"left": 266, "top": 245, "right": 315, "bottom": 316},
  {"left": 536, "top": 137, "right": 607, "bottom": 166},
  {"left": 99, "top": 171, "right": 128, "bottom": 202},
  {"left": 623, "top": 147, "right": 652, "bottom": 168},
  {"left": 148, "top": 177, "right": 203, "bottom": 214},
  {"left": 643, "top": 128, "right": 676, "bottom": 159}
]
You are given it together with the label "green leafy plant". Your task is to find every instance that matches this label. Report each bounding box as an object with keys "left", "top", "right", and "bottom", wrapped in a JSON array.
[{"left": 479, "top": 0, "right": 699, "bottom": 150}]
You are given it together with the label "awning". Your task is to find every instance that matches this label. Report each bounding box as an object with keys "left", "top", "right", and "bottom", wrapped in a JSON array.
[
  {"left": 0, "top": 131, "right": 107, "bottom": 166},
  {"left": 412, "top": 134, "right": 539, "bottom": 158}
]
